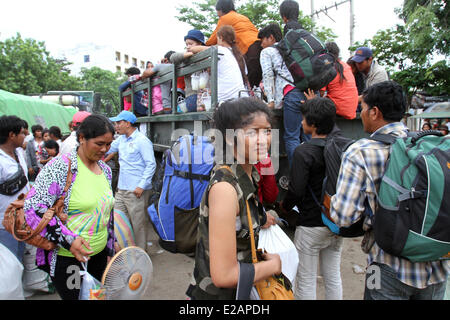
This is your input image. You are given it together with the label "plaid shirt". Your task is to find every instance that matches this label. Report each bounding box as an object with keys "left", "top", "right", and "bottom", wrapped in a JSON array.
[{"left": 330, "top": 122, "right": 449, "bottom": 289}]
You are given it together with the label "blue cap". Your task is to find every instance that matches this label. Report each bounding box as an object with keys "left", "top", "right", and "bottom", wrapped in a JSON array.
[
  {"left": 109, "top": 110, "right": 137, "bottom": 124},
  {"left": 351, "top": 47, "right": 373, "bottom": 63},
  {"left": 184, "top": 29, "right": 205, "bottom": 45}
]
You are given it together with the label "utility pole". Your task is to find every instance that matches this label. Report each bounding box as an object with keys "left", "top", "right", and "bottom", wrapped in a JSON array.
[
  {"left": 311, "top": 0, "right": 315, "bottom": 32},
  {"left": 350, "top": 0, "right": 355, "bottom": 47}
]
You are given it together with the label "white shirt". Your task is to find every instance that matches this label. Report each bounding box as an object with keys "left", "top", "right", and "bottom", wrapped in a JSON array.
[
  {"left": 60, "top": 131, "right": 78, "bottom": 156},
  {"left": 24, "top": 134, "right": 33, "bottom": 144},
  {"left": 217, "top": 46, "right": 247, "bottom": 102},
  {"left": 0, "top": 148, "right": 30, "bottom": 229}
]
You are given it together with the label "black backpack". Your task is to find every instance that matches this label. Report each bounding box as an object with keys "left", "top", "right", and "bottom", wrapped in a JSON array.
[
  {"left": 308, "top": 126, "right": 367, "bottom": 237},
  {"left": 275, "top": 28, "right": 337, "bottom": 92}
]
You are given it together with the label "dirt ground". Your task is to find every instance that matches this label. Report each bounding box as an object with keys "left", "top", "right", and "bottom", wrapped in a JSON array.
[
  {"left": 143, "top": 227, "right": 368, "bottom": 300},
  {"left": 28, "top": 226, "right": 368, "bottom": 300}
]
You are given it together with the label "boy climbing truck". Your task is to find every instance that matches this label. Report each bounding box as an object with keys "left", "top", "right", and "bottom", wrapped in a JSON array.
[{"left": 119, "top": 46, "right": 368, "bottom": 199}]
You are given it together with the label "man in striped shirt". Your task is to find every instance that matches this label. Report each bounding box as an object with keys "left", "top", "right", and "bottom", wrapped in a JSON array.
[{"left": 330, "top": 81, "right": 448, "bottom": 299}]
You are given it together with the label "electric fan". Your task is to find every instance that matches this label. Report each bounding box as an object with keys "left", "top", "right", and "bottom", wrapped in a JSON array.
[{"left": 101, "top": 246, "right": 153, "bottom": 300}]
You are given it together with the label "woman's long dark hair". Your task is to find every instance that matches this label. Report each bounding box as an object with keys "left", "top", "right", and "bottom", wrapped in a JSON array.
[
  {"left": 326, "top": 42, "right": 346, "bottom": 84},
  {"left": 217, "top": 25, "right": 248, "bottom": 86},
  {"left": 213, "top": 97, "right": 273, "bottom": 163}
]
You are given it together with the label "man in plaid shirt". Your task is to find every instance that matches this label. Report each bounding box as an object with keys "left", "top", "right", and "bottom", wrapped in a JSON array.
[{"left": 330, "top": 81, "right": 449, "bottom": 299}]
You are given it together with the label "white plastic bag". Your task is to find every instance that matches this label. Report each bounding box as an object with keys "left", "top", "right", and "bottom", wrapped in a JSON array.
[
  {"left": 78, "top": 262, "right": 106, "bottom": 300},
  {"left": 257, "top": 224, "right": 299, "bottom": 286},
  {"left": 0, "top": 243, "right": 24, "bottom": 300},
  {"left": 22, "top": 243, "right": 55, "bottom": 297}
]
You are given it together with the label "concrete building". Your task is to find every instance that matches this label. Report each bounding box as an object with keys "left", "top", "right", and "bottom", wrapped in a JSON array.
[{"left": 59, "top": 43, "right": 148, "bottom": 76}]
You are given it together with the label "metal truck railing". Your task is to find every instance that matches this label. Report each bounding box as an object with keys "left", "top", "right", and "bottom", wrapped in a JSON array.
[
  {"left": 119, "top": 45, "right": 367, "bottom": 184},
  {"left": 120, "top": 46, "right": 221, "bottom": 152}
]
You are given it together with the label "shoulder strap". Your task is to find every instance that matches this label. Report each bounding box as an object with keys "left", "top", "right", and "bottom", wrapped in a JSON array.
[
  {"left": 307, "top": 139, "right": 326, "bottom": 148},
  {"left": 368, "top": 133, "right": 397, "bottom": 145},
  {"left": 246, "top": 200, "right": 258, "bottom": 264},
  {"left": 19, "top": 158, "right": 73, "bottom": 241}
]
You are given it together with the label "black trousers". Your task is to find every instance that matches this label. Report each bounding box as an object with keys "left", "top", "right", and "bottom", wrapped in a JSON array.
[{"left": 50, "top": 247, "right": 108, "bottom": 300}]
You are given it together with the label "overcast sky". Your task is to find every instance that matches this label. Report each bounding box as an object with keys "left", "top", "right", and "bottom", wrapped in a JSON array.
[{"left": 0, "top": 0, "right": 404, "bottom": 64}]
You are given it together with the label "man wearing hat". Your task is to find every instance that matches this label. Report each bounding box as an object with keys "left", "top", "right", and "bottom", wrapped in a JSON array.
[
  {"left": 106, "top": 111, "right": 156, "bottom": 251},
  {"left": 351, "top": 47, "right": 389, "bottom": 92},
  {"left": 60, "top": 111, "right": 91, "bottom": 156}
]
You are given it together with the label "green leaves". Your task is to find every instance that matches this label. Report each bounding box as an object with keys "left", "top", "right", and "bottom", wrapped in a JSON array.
[
  {"left": 0, "top": 33, "right": 122, "bottom": 113},
  {"left": 0, "top": 33, "right": 82, "bottom": 95},
  {"left": 350, "top": 0, "right": 449, "bottom": 97},
  {"left": 175, "top": 0, "right": 336, "bottom": 42}
]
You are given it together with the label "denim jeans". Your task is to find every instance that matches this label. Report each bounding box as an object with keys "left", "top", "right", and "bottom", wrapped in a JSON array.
[
  {"left": 0, "top": 228, "right": 25, "bottom": 263},
  {"left": 364, "top": 263, "right": 447, "bottom": 300},
  {"left": 283, "top": 88, "right": 311, "bottom": 165},
  {"left": 293, "top": 226, "right": 343, "bottom": 300}
]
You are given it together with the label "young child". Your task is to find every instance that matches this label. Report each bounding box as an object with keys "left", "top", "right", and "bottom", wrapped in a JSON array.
[
  {"left": 281, "top": 97, "right": 343, "bottom": 300},
  {"left": 39, "top": 139, "right": 59, "bottom": 166},
  {"left": 170, "top": 29, "right": 207, "bottom": 113}
]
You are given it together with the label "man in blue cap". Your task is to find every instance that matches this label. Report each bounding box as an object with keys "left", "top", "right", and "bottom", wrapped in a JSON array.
[
  {"left": 351, "top": 47, "right": 389, "bottom": 93},
  {"left": 105, "top": 110, "right": 156, "bottom": 251}
]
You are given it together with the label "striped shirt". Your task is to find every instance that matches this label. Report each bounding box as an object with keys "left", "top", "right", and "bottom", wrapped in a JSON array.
[
  {"left": 330, "top": 122, "right": 449, "bottom": 289},
  {"left": 259, "top": 44, "right": 293, "bottom": 109}
]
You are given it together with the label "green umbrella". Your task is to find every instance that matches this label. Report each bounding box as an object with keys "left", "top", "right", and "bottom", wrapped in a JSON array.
[{"left": 0, "top": 89, "right": 77, "bottom": 134}]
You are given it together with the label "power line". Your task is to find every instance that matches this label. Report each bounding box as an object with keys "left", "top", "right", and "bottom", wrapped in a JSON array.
[
  {"left": 308, "top": 0, "right": 356, "bottom": 49},
  {"left": 308, "top": 0, "right": 351, "bottom": 20}
]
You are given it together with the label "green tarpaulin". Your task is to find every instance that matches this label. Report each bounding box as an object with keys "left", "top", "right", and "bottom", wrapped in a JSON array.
[{"left": 0, "top": 89, "right": 77, "bottom": 134}]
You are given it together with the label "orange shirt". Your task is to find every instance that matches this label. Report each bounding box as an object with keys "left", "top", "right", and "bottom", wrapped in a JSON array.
[
  {"left": 324, "top": 61, "right": 359, "bottom": 120},
  {"left": 206, "top": 11, "right": 259, "bottom": 55}
]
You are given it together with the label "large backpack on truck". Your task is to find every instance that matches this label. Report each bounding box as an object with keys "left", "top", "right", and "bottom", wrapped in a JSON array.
[
  {"left": 372, "top": 131, "right": 450, "bottom": 262},
  {"left": 275, "top": 28, "right": 337, "bottom": 92},
  {"left": 307, "top": 126, "right": 368, "bottom": 237},
  {"left": 147, "top": 134, "right": 215, "bottom": 254}
]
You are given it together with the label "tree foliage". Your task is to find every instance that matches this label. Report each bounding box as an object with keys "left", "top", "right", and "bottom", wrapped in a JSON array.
[
  {"left": 79, "top": 67, "right": 124, "bottom": 115},
  {"left": 0, "top": 33, "right": 83, "bottom": 95},
  {"left": 175, "top": 0, "right": 335, "bottom": 42},
  {"left": 349, "top": 0, "right": 449, "bottom": 96},
  {"left": 0, "top": 33, "right": 123, "bottom": 112}
]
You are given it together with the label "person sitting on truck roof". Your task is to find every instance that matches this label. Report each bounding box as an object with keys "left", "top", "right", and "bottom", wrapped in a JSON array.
[
  {"left": 279, "top": 0, "right": 303, "bottom": 35},
  {"left": 188, "top": 25, "right": 248, "bottom": 102},
  {"left": 170, "top": 29, "right": 206, "bottom": 112},
  {"left": 206, "top": 0, "right": 262, "bottom": 89}
]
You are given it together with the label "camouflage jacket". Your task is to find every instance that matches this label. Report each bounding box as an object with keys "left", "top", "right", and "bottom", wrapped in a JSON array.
[{"left": 189, "top": 163, "right": 264, "bottom": 300}]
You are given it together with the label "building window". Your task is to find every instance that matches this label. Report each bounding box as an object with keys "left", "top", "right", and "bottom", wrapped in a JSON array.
[
  {"left": 140, "top": 60, "right": 145, "bottom": 69},
  {"left": 116, "top": 66, "right": 121, "bottom": 72},
  {"left": 84, "top": 55, "right": 90, "bottom": 63},
  {"left": 124, "top": 54, "right": 129, "bottom": 64},
  {"left": 132, "top": 57, "right": 137, "bottom": 67},
  {"left": 115, "top": 51, "right": 121, "bottom": 61}
]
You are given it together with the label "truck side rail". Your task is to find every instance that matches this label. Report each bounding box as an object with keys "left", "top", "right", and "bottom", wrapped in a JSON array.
[{"left": 120, "top": 46, "right": 219, "bottom": 123}]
